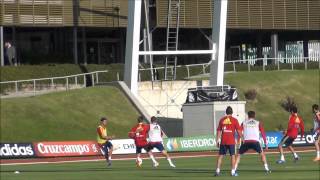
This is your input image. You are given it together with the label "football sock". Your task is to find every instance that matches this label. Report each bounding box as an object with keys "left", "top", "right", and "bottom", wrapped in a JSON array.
[
  {"left": 167, "top": 158, "right": 173, "bottom": 164},
  {"left": 293, "top": 153, "right": 298, "bottom": 158},
  {"left": 280, "top": 154, "right": 285, "bottom": 161},
  {"left": 216, "top": 168, "right": 220, "bottom": 173},
  {"left": 150, "top": 155, "right": 157, "bottom": 164},
  {"left": 264, "top": 164, "right": 269, "bottom": 171},
  {"left": 231, "top": 169, "right": 236, "bottom": 174},
  {"left": 137, "top": 157, "right": 142, "bottom": 162},
  {"left": 317, "top": 151, "right": 320, "bottom": 158}
]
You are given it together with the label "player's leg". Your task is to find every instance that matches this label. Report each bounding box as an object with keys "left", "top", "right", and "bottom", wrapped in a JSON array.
[
  {"left": 229, "top": 145, "right": 238, "bottom": 176},
  {"left": 156, "top": 143, "right": 175, "bottom": 167},
  {"left": 146, "top": 145, "right": 159, "bottom": 167},
  {"left": 101, "top": 144, "right": 110, "bottom": 167},
  {"left": 215, "top": 155, "right": 224, "bottom": 176},
  {"left": 288, "top": 144, "right": 299, "bottom": 161},
  {"left": 106, "top": 141, "right": 113, "bottom": 166},
  {"left": 135, "top": 147, "right": 143, "bottom": 167},
  {"left": 284, "top": 137, "right": 299, "bottom": 161},
  {"left": 254, "top": 142, "right": 270, "bottom": 173},
  {"left": 277, "top": 136, "right": 289, "bottom": 163},
  {"left": 215, "top": 145, "right": 226, "bottom": 176},
  {"left": 235, "top": 143, "right": 249, "bottom": 171},
  {"left": 314, "top": 134, "right": 320, "bottom": 161}
]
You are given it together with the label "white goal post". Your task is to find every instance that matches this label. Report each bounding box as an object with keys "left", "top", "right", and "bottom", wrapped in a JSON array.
[{"left": 124, "top": 0, "right": 227, "bottom": 96}]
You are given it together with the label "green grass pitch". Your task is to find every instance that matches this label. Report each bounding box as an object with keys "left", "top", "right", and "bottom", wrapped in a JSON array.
[{"left": 1, "top": 152, "right": 319, "bottom": 180}]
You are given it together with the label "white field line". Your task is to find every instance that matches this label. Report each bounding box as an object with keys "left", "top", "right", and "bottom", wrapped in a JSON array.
[{"left": 0, "top": 149, "right": 314, "bottom": 166}]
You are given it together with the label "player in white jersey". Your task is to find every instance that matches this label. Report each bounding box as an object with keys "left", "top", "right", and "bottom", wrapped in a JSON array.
[
  {"left": 235, "top": 111, "right": 271, "bottom": 174},
  {"left": 148, "top": 116, "right": 176, "bottom": 167},
  {"left": 312, "top": 104, "right": 320, "bottom": 161}
]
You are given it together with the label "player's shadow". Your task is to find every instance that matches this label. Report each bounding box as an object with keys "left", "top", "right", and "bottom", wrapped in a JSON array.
[{"left": 230, "top": 169, "right": 319, "bottom": 173}]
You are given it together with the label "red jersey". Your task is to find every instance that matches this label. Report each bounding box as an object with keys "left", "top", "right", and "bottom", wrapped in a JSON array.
[
  {"left": 128, "top": 123, "right": 150, "bottom": 147},
  {"left": 217, "top": 115, "right": 240, "bottom": 145},
  {"left": 286, "top": 114, "right": 304, "bottom": 139}
]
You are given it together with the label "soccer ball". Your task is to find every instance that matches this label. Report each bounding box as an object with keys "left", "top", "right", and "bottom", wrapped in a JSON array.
[{"left": 136, "top": 158, "right": 143, "bottom": 168}]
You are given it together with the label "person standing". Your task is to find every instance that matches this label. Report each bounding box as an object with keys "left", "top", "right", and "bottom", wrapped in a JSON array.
[
  {"left": 97, "top": 117, "right": 114, "bottom": 167},
  {"left": 235, "top": 111, "right": 271, "bottom": 174},
  {"left": 128, "top": 116, "right": 159, "bottom": 168},
  {"left": 148, "top": 116, "right": 176, "bottom": 167},
  {"left": 276, "top": 106, "right": 304, "bottom": 164},
  {"left": 4, "top": 42, "right": 16, "bottom": 66},
  {"left": 214, "top": 106, "right": 242, "bottom": 177},
  {"left": 312, "top": 104, "right": 320, "bottom": 161}
]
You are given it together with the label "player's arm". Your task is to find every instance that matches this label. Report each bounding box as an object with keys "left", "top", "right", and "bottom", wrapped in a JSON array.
[
  {"left": 145, "top": 124, "right": 150, "bottom": 133},
  {"left": 237, "top": 123, "right": 243, "bottom": 144},
  {"left": 235, "top": 120, "right": 243, "bottom": 144},
  {"left": 285, "top": 116, "right": 294, "bottom": 134},
  {"left": 216, "top": 130, "right": 222, "bottom": 148},
  {"left": 316, "top": 112, "right": 320, "bottom": 133},
  {"left": 128, "top": 127, "right": 136, "bottom": 139},
  {"left": 215, "top": 119, "right": 222, "bottom": 147},
  {"left": 299, "top": 118, "right": 305, "bottom": 139},
  {"left": 316, "top": 112, "right": 320, "bottom": 122},
  {"left": 105, "top": 135, "right": 115, "bottom": 140},
  {"left": 259, "top": 122, "right": 268, "bottom": 150},
  {"left": 97, "top": 127, "right": 114, "bottom": 140}
]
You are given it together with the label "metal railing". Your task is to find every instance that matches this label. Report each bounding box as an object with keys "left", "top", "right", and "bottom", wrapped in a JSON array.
[
  {"left": 139, "top": 57, "right": 320, "bottom": 80},
  {"left": 0, "top": 70, "right": 108, "bottom": 96}
]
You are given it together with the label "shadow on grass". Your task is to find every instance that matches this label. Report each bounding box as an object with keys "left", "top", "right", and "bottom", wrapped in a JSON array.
[{"left": 1, "top": 168, "right": 318, "bottom": 174}]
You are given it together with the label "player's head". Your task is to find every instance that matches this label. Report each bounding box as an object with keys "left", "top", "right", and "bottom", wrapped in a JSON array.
[
  {"left": 312, "top": 104, "right": 319, "bottom": 113},
  {"left": 248, "top": 111, "right": 255, "bottom": 119},
  {"left": 4, "top": 42, "right": 11, "bottom": 48},
  {"left": 100, "top": 117, "right": 108, "bottom": 126},
  {"left": 137, "top": 116, "right": 144, "bottom": 123},
  {"left": 151, "top": 116, "right": 157, "bottom": 123},
  {"left": 226, "top": 106, "right": 233, "bottom": 115},
  {"left": 290, "top": 106, "right": 298, "bottom": 114}
]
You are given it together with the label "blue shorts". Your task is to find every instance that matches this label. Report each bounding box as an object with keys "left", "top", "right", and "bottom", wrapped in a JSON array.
[
  {"left": 136, "top": 145, "right": 152, "bottom": 154},
  {"left": 279, "top": 136, "right": 295, "bottom": 146},
  {"left": 150, "top": 143, "right": 165, "bottom": 152},
  {"left": 100, "top": 141, "right": 113, "bottom": 156},
  {"left": 219, "top": 145, "right": 236, "bottom": 156},
  {"left": 239, "top": 142, "right": 262, "bottom": 154},
  {"left": 315, "top": 132, "right": 320, "bottom": 141}
]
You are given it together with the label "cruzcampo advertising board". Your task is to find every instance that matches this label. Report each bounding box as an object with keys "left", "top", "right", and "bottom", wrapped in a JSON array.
[{"left": 163, "top": 135, "right": 218, "bottom": 152}]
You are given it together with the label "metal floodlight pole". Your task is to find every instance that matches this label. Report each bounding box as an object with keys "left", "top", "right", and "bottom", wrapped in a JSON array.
[{"left": 210, "top": 0, "right": 228, "bottom": 86}]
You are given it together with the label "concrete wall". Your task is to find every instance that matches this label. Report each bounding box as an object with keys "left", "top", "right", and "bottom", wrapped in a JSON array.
[
  {"left": 137, "top": 80, "right": 210, "bottom": 118},
  {"left": 157, "top": 117, "right": 183, "bottom": 137},
  {"left": 182, "top": 101, "right": 246, "bottom": 137}
]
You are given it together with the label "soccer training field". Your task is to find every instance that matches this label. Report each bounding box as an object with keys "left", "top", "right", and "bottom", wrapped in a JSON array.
[{"left": 1, "top": 152, "right": 319, "bottom": 180}]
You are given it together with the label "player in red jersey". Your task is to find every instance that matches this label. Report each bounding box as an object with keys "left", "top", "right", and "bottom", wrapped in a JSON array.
[
  {"left": 128, "top": 116, "right": 159, "bottom": 167},
  {"left": 312, "top": 104, "right": 320, "bottom": 161},
  {"left": 276, "top": 106, "right": 304, "bottom": 164},
  {"left": 214, "top": 106, "right": 242, "bottom": 177}
]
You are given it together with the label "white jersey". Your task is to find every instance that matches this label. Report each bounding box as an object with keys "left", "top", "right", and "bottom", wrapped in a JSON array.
[
  {"left": 148, "top": 123, "right": 163, "bottom": 143},
  {"left": 242, "top": 119, "right": 261, "bottom": 142},
  {"left": 314, "top": 112, "right": 320, "bottom": 131}
]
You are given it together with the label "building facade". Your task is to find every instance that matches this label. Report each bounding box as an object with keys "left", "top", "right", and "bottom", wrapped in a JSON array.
[{"left": 1, "top": 0, "right": 319, "bottom": 65}]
